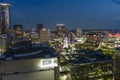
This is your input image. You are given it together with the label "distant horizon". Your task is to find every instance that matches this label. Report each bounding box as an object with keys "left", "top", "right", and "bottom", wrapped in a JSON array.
[
  {"left": 1, "top": 0, "right": 120, "bottom": 30},
  {"left": 11, "top": 23, "right": 120, "bottom": 31}
]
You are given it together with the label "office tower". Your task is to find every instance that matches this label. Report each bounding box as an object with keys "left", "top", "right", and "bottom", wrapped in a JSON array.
[
  {"left": 40, "top": 28, "right": 51, "bottom": 43},
  {"left": 13, "top": 25, "right": 23, "bottom": 39},
  {"left": 37, "top": 24, "right": 44, "bottom": 33},
  {"left": 29, "top": 28, "right": 39, "bottom": 43},
  {"left": 104, "top": 31, "right": 109, "bottom": 43},
  {"left": 0, "top": 3, "right": 10, "bottom": 34},
  {"left": 76, "top": 28, "right": 82, "bottom": 38},
  {"left": 47, "top": 29, "right": 51, "bottom": 41},
  {"left": 0, "top": 35, "right": 7, "bottom": 54},
  {"left": 0, "top": 3, "right": 11, "bottom": 53},
  {"left": 56, "top": 24, "right": 65, "bottom": 38}
]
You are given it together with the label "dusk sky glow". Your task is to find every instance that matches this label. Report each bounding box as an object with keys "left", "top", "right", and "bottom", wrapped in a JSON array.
[{"left": 1, "top": 0, "right": 120, "bottom": 30}]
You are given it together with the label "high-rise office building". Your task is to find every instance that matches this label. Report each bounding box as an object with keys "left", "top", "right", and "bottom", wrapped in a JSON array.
[
  {"left": 57, "top": 24, "right": 64, "bottom": 31},
  {"left": 76, "top": 28, "right": 82, "bottom": 38},
  {"left": 13, "top": 25, "right": 23, "bottom": 39},
  {"left": 37, "top": 24, "right": 44, "bottom": 33},
  {"left": 56, "top": 24, "right": 65, "bottom": 38},
  {"left": 40, "top": 28, "right": 51, "bottom": 43},
  {"left": 0, "top": 35, "right": 7, "bottom": 54},
  {"left": 0, "top": 3, "right": 11, "bottom": 53},
  {"left": 0, "top": 3, "right": 10, "bottom": 34}
]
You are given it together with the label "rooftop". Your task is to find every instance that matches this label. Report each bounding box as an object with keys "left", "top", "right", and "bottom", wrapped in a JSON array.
[
  {"left": 62, "top": 49, "right": 113, "bottom": 65},
  {"left": 0, "top": 43, "right": 58, "bottom": 61},
  {"left": 0, "top": 3, "right": 10, "bottom": 6}
]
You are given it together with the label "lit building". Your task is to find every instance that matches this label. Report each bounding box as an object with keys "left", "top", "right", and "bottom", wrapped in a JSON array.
[
  {"left": 13, "top": 25, "right": 24, "bottom": 40},
  {"left": 29, "top": 28, "right": 39, "bottom": 43},
  {"left": 0, "top": 43, "right": 59, "bottom": 80},
  {"left": 0, "top": 3, "right": 11, "bottom": 34},
  {"left": 86, "top": 31, "right": 103, "bottom": 43},
  {"left": 48, "top": 29, "right": 51, "bottom": 40},
  {"left": 0, "top": 3, "right": 11, "bottom": 54},
  {"left": 56, "top": 24, "right": 65, "bottom": 38},
  {"left": 76, "top": 28, "right": 82, "bottom": 38},
  {"left": 108, "top": 32, "right": 120, "bottom": 48},
  {"left": 60, "top": 50, "right": 115, "bottom": 80},
  {"left": 0, "top": 35, "right": 8, "bottom": 54},
  {"left": 40, "top": 28, "right": 51, "bottom": 43},
  {"left": 63, "top": 37, "right": 69, "bottom": 48}
]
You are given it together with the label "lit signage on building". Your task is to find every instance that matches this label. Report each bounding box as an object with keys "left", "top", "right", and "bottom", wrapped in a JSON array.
[{"left": 39, "top": 58, "right": 58, "bottom": 69}]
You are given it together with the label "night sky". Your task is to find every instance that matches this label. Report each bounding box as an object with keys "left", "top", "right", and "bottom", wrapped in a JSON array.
[{"left": 1, "top": 0, "right": 120, "bottom": 30}]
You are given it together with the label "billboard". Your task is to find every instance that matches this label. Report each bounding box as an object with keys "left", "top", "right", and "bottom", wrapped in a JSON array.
[{"left": 39, "top": 58, "right": 58, "bottom": 69}]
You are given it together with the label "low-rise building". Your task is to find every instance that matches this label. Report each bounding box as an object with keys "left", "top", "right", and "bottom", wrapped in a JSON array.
[
  {"left": 0, "top": 43, "right": 59, "bottom": 80},
  {"left": 60, "top": 49, "right": 115, "bottom": 80}
]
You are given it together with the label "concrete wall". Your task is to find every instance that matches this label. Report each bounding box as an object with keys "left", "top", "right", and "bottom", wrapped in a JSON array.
[
  {"left": 2, "top": 70, "right": 54, "bottom": 80},
  {"left": 0, "top": 58, "right": 59, "bottom": 80},
  {"left": 0, "top": 59, "right": 43, "bottom": 73},
  {"left": 0, "top": 58, "right": 58, "bottom": 73}
]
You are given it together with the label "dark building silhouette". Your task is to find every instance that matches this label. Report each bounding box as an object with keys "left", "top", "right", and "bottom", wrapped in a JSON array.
[
  {"left": 115, "top": 49, "right": 120, "bottom": 80},
  {"left": 37, "top": 24, "right": 44, "bottom": 33}
]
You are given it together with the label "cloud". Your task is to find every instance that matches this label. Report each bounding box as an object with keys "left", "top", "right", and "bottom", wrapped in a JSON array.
[{"left": 112, "top": 0, "right": 120, "bottom": 5}]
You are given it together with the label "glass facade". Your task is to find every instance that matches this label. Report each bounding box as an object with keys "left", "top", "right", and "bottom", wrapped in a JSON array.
[
  {"left": 13, "top": 25, "right": 23, "bottom": 39},
  {"left": 0, "top": 3, "right": 10, "bottom": 34}
]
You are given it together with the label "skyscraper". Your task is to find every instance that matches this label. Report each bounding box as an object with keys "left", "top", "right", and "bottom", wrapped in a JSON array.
[
  {"left": 40, "top": 28, "right": 50, "bottom": 43},
  {"left": 56, "top": 24, "right": 65, "bottom": 38},
  {"left": 0, "top": 3, "right": 10, "bottom": 34},
  {"left": 76, "top": 28, "right": 82, "bottom": 38},
  {"left": 0, "top": 3, "right": 11, "bottom": 53},
  {"left": 37, "top": 24, "right": 44, "bottom": 33},
  {"left": 13, "top": 25, "right": 23, "bottom": 39}
]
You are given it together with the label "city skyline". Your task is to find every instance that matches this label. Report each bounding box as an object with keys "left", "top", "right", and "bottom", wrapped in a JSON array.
[
  {"left": 0, "top": 2, "right": 120, "bottom": 80},
  {"left": 1, "top": 0, "right": 120, "bottom": 30}
]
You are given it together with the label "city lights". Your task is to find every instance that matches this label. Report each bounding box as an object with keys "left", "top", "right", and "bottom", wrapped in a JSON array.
[{"left": 0, "top": 1, "right": 120, "bottom": 80}]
